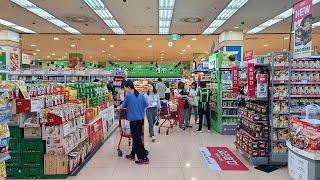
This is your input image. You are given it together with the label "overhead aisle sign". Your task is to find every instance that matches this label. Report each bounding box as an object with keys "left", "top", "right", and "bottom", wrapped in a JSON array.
[{"left": 293, "top": 0, "right": 312, "bottom": 59}]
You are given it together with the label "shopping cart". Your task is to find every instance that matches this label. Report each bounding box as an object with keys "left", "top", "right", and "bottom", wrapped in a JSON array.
[
  {"left": 158, "top": 97, "right": 186, "bottom": 135},
  {"left": 115, "top": 108, "right": 148, "bottom": 157}
]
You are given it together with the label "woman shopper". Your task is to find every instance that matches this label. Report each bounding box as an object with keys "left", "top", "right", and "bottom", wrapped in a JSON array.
[
  {"left": 145, "top": 84, "right": 161, "bottom": 142},
  {"left": 188, "top": 82, "right": 198, "bottom": 124},
  {"left": 175, "top": 81, "right": 191, "bottom": 129},
  {"left": 197, "top": 81, "right": 212, "bottom": 133},
  {"left": 119, "top": 80, "right": 149, "bottom": 164}
]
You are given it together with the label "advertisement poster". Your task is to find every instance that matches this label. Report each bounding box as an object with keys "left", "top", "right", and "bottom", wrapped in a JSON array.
[
  {"left": 288, "top": 151, "right": 308, "bottom": 180},
  {"left": 256, "top": 74, "right": 268, "bottom": 98},
  {"left": 294, "top": 0, "right": 312, "bottom": 59},
  {"left": 232, "top": 66, "right": 239, "bottom": 93},
  {"left": 208, "top": 53, "right": 217, "bottom": 70},
  {"left": 8, "top": 48, "right": 19, "bottom": 71},
  {"left": 243, "top": 50, "right": 254, "bottom": 61},
  {"left": 247, "top": 63, "right": 255, "bottom": 98},
  {"left": 69, "top": 53, "right": 83, "bottom": 68},
  {"left": 199, "top": 147, "right": 248, "bottom": 171}
]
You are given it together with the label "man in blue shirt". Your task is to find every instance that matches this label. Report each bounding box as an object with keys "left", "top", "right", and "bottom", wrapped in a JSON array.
[{"left": 119, "top": 80, "right": 149, "bottom": 164}]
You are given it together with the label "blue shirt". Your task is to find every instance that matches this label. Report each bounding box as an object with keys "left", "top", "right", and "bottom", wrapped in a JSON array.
[{"left": 122, "top": 91, "right": 148, "bottom": 121}]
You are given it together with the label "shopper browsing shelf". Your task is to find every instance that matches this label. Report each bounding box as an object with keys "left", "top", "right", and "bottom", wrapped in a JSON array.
[
  {"left": 197, "top": 81, "right": 212, "bottom": 133},
  {"left": 118, "top": 80, "right": 149, "bottom": 164},
  {"left": 145, "top": 84, "right": 161, "bottom": 142},
  {"left": 155, "top": 78, "right": 166, "bottom": 100},
  {"left": 117, "top": 80, "right": 126, "bottom": 104},
  {"left": 188, "top": 82, "right": 199, "bottom": 124},
  {"left": 164, "top": 82, "right": 171, "bottom": 100}
]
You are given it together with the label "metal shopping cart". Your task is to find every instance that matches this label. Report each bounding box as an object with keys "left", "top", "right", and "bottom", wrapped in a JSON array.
[
  {"left": 158, "top": 97, "right": 186, "bottom": 135},
  {"left": 115, "top": 108, "right": 148, "bottom": 157}
]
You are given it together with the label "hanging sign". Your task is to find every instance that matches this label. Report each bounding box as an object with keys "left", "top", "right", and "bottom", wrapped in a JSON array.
[
  {"left": 171, "top": 34, "right": 180, "bottom": 41},
  {"left": 247, "top": 63, "right": 255, "bottom": 98},
  {"left": 256, "top": 74, "right": 268, "bottom": 98},
  {"left": 293, "top": 0, "right": 312, "bottom": 59},
  {"left": 243, "top": 50, "right": 254, "bottom": 61},
  {"left": 232, "top": 66, "right": 239, "bottom": 93}
]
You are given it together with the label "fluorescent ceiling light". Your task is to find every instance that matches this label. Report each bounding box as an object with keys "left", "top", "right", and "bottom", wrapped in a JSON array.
[
  {"left": 158, "top": 0, "right": 176, "bottom": 34},
  {"left": 0, "top": 19, "right": 35, "bottom": 33},
  {"left": 84, "top": 0, "right": 125, "bottom": 34},
  {"left": 203, "top": 0, "right": 248, "bottom": 34},
  {"left": 11, "top": 0, "right": 80, "bottom": 34},
  {"left": 53, "top": 37, "right": 59, "bottom": 40},
  {"left": 248, "top": 0, "right": 320, "bottom": 34}
]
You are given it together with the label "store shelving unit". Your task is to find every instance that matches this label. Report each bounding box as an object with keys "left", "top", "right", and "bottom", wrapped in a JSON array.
[
  {"left": 269, "top": 52, "right": 290, "bottom": 164},
  {"left": 235, "top": 56, "right": 271, "bottom": 166}
]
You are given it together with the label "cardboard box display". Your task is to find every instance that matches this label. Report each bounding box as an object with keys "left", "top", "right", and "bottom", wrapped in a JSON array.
[{"left": 44, "top": 154, "right": 68, "bottom": 175}]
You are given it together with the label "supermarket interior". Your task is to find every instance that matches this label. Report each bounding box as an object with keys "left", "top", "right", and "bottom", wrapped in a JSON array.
[{"left": 1, "top": 0, "right": 320, "bottom": 180}]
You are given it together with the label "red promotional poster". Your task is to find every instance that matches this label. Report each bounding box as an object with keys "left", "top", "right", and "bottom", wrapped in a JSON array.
[
  {"left": 232, "top": 66, "right": 239, "bottom": 93},
  {"left": 243, "top": 50, "right": 254, "bottom": 61},
  {"left": 247, "top": 63, "right": 255, "bottom": 98},
  {"left": 202, "top": 147, "right": 248, "bottom": 171},
  {"left": 293, "top": 0, "right": 312, "bottom": 59},
  {"left": 256, "top": 74, "right": 268, "bottom": 98}
]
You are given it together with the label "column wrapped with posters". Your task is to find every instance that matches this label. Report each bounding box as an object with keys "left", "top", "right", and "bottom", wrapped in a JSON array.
[{"left": 232, "top": 66, "right": 239, "bottom": 93}]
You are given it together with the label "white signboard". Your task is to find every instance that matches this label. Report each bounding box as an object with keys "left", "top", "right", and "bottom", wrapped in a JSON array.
[{"left": 288, "top": 151, "right": 309, "bottom": 180}]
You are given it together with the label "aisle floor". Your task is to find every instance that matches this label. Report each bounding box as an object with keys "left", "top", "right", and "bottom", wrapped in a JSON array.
[{"left": 69, "top": 119, "right": 288, "bottom": 180}]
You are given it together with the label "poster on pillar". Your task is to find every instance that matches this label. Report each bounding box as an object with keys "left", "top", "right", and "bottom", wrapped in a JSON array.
[
  {"left": 293, "top": 0, "right": 312, "bottom": 59},
  {"left": 7, "top": 47, "right": 20, "bottom": 72},
  {"left": 232, "top": 66, "right": 239, "bottom": 93},
  {"left": 243, "top": 50, "right": 254, "bottom": 62},
  {"left": 247, "top": 63, "right": 255, "bottom": 98},
  {"left": 256, "top": 73, "right": 268, "bottom": 98}
]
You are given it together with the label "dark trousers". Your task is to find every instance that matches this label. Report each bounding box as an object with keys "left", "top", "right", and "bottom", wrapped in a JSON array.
[
  {"left": 130, "top": 120, "right": 147, "bottom": 159},
  {"left": 198, "top": 103, "right": 211, "bottom": 130}
]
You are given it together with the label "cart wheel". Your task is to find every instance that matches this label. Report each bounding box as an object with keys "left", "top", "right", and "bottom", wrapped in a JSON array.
[
  {"left": 118, "top": 150, "right": 123, "bottom": 157},
  {"left": 146, "top": 150, "right": 149, "bottom": 156}
]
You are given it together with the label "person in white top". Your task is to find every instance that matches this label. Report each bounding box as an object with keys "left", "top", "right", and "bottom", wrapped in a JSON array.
[
  {"left": 145, "top": 84, "right": 161, "bottom": 142},
  {"left": 155, "top": 78, "right": 166, "bottom": 99},
  {"left": 188, "top": 82, "right": 198, "bottom": 124}
]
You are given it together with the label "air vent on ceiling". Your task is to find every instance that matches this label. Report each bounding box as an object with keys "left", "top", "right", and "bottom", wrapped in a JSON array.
[
  {"left": 67, "top": 16, "right": 93, "bottom": 23},
  {"left": 182, "top": 17, "right": 202, "bottom": 23}
]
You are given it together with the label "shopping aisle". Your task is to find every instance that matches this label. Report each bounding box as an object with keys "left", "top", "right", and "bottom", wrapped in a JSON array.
[{"left": 69, "top": 119, "right": 288, "bottom": 180}]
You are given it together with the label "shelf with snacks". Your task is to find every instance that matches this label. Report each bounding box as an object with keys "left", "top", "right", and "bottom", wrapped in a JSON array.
[
  {"left": 269, "top": 51, "right": 290, "bottom": 164},
  {"left": 236, "top": 55, "right": 271, "bottom": 166},
  {"left": 3, "top": 80, "right": 116, "bottom": 179}
]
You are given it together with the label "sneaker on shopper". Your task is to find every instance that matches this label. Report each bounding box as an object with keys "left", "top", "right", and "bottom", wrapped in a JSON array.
[
  {"left": 208, "top": 130, "right": 211, "bottom": 133},
  {"left": 125, "top": 154, "right": 135, "bottom": 161},
  {"left": 151, "top": 136, "right": 156, "bottom": 142},
  {"left": 135, "top": 158, "right": 150, "bottom": 165}
]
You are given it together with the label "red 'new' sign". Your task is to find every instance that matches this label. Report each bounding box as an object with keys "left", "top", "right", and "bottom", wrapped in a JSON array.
[
  {"left": 232, "top": 66, "right": 239, "bottom": 93},
  {"left": 247, "top": 63, "right": 255, "bottom": 98}
]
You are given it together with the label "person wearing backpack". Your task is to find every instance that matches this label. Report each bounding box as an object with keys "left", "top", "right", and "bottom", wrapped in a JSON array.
[{"left": 197, "top": 81, "right": 212, "bottom": 133}]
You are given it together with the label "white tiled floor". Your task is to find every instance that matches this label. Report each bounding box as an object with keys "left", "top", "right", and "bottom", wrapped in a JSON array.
[{"left": 69, "top": 118, "right": 288, "bottom": 180}]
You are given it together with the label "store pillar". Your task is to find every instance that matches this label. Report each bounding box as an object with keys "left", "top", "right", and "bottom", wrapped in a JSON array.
[
  {"left": 0, "top": 30, "right": 21, "bottom": 80},
  {"left": 218, "top": 30, "right": 243, "bottom": 61}
]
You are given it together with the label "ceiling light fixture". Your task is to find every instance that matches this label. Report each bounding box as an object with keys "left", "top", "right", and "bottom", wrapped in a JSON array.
[
  {"left": 146, "top": 38, "right": 151, "bottom": 41},
  {"left": 32, "top": 53, "right": 36, "bottom": 55},
  {"left": 100, "top": 37, "right": 106, "bottom": 41},
  {"left": 36, "top": 49, "right": 40, "bottom": 52},
  {"left": 47, "top": 55, "right": 51, "bottom": 58},
  {"left": 264, "top": 44, "right": 268, "bottom": 47},
  {"left": 148, "top": 45, "right": 153, "bottom": 48},
  {"left": 110, "top": 44, "right": 114, "bottom": 48},
  {"left": 0, "top": 19, "right": 35, "bottom": 33},
  {"left": 186, "top": 44, "right": 191, "bottom": 48},
  {"left": 102, "top": 50, "right": 106, "bottom": 53},
  {"left": 84, "top": 0, "right": 125, "bottom": 34},
  {"left": 31, "top": 44, "right": 36, "bottom": 47},
  {"left": 234, "top": 26, "right": 239, "bottom": 29},
  {"left": 11, "top": 0, "right": 80, "bottom": 34},
  {"left": 52, "top": 53, "right": 55, "bottom": 56},
  {"left": 137, "top": 57, "right": 141, "bottom": 59},
  {"left": 53, "top": 37, "right": 59, "bottom": 41},
  {"left": 203, "top": 0, "right": 248, "bottom": 34},
  {"left": 182, "top": 49, "right": 186, "bottom": 52},
  {"left": 158, "top": 0, "right": 176, "bottom": 34},
  {"left": 108, "top": 53, "right": 111, "bottom": 56},
  {"left": 71, "top": 44, "right": 76, "bottom": 47},
  {"left": 192, "top": 38, "right": 197, "bottom": 41},
  {"left": 248, "top": 0, "right": 319, "bottom": 34},
  {"left": 284, "top": 37, "right": 290, "bottom": 40}
]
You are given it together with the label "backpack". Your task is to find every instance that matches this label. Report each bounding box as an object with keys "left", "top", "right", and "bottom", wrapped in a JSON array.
[{"left": 199, "top": 89, "right": 210, "bottom": 103}]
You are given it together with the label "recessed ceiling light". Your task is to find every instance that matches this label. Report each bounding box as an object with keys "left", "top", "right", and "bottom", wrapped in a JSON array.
[
  {"left": 114, "top": 56, "right": 116, "bottom": 58},
  {"left": 31, "top": 44, "right": 36, "bottom": 47},
  {"left": 182, "top": 49, "right": 186, "bottom": 52},
  {"left": 32, "top": 53, "right": 36, "bottom": 55},
  {"left": 235, "top": 26, "right": 239, "bottom": 29},
  {"left": 100, "top": 37, "right": 106, "bottom": 41},
  {"left": 192, "top": 38, "right": 197, "bottom": 41},
  {"left": 137, "top": 57, "right": 141, "bottom": 59},
  {"left": 284, "top": 37, "right": 290, "bottom": 40},
  {"left": 71, "top": 44, "right": 76, "bottom": 47},
  {"left": 186, "top": 45, "right": 191, "bottom": 48},
  {"left": 148, "top": 45, "right": 153, "bottom": 48},
  {"left": 36, "top": 49, "right": 40, "bottom": 52},
  {"left": 51, "top": 53, "right": 55, "bottom": 56},
  {"left": 53, "top": 37, "right": 59, "bottom": 41},
  {"left": 264, "top": 44, "right": 268, "bottom": 47},
  {"left": 180, "top": 52, "right": 184, "bottom": 55},
  {"left": 102, "top": 50, "right": 106, "bottom": 53},
  {"left": 161, "top": 50, "right": 165, "bottom": 53},
  {"left": 146, "top": 38, "right": 151, "bottom": 41},
  {"left": 90, "top": 56, "right": 92, "bottom": 59},
  {"left": 108, "top": 53, "right": 112, "bottom": 56},
  {"left": 11, "top": 0, "right": 80, "bottom": 34},
  {"left": 117, "top": 58, "right": 120, "bottom": 60},
  {"left": 110, "top": 45, "right": 114, "bottom": 48},
  {"left": 47, "top": 55, "right": 51, "bottom": 58}
]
